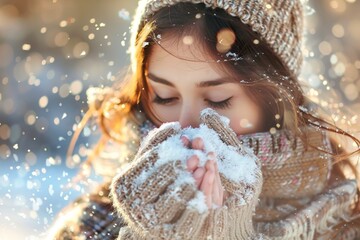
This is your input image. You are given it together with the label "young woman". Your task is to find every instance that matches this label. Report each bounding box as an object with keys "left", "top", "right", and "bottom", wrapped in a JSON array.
[{"left": 49, "top": 0, "right": 360, "bottom": 239}]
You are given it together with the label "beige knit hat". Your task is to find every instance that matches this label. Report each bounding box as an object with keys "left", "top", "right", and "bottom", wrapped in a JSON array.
[{"left": 130, "top": 0, "right": 304, "bottom": 77}]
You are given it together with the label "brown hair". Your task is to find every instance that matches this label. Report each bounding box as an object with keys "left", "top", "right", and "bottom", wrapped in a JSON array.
[{"left": 72, "top": 3, "right": 360, "bottom": 209}]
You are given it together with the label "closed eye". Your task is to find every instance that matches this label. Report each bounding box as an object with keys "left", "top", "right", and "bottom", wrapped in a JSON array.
[
  {"left": 152, "top": 94, "right": 233, "bottom": 109},
  {"left": 206, "top": 97, "right": 232, "bottom": 109},
  {"left": 152, "top": 94, "right": 177, "bottom": 105}
]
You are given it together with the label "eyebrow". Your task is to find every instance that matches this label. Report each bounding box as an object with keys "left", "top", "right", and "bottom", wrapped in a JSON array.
[{"left": 147, "top": 72, "right": 237, "bottom": 88}]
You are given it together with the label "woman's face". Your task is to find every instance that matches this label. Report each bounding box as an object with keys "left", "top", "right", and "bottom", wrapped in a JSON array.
[{"left": 146, "top": 38, "right": 264, "bottom": 135}]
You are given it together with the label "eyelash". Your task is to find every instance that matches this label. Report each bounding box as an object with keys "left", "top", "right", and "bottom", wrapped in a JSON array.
[
  {"left": 207, "top": 97, "right": 232, "bottom": 109},
  {"left": 152, "top": 95, "right": 232, "bottom": 110},
  {"left": 152, "top": 95, "right": 176, "bottom": 105}
]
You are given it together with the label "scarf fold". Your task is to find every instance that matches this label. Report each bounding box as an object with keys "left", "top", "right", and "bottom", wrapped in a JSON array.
[
  {"left": 83, "top": 84, "right": 356, "bottom": 238},
  {"left": 94, "top": 114, "right": 334, "bottom": 202},
  {"left": 239, "top": 128, "right": 333, "bottom": 199}
]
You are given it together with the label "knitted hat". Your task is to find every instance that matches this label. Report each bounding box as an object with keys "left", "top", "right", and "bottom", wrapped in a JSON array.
[{"left": 130, "top": 0, "right": 305, "bottom": 76}]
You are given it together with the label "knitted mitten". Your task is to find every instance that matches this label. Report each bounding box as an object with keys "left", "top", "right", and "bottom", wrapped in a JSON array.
[
  {"left": 111, "top": 122, "right": 209, "bottom": 239},
  {"left": 111, "top": 109, "right": 266, "bottom": 239},
  {"left": 199, "top": 108, "right": 265, "bottom": 239},
  {"left": 117, "top": 226, "right": 139, "bottom": 240}
]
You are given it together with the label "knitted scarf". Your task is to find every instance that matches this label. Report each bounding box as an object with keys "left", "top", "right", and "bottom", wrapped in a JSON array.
[{"left": 90, "top": 110, "right": 360, "bottom": 239}]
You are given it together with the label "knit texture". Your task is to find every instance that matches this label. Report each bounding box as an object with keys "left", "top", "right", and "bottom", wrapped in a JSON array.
[
  {"left": 47, "top": 183, "right": 124, "bottom": 240},
  {"left": 130, "top": 0, "right": 304, "bottom": 76},
  {"left": 239, "top": 128, "right": 333, "bottom": 199},
  {"left": 48, "top": 88, "right": 360, "bottom": 239},
  {"left": 49, "top": 108, "right": 360, "bottom": 239},
  {"left": 48, "top": 181, "right": 360, "bottom": 239},
  {"left": 111, "top": 109, "right": 265, "bottom": 239},
  {"left": 254, "top": 180, "right": 358, "bottom": 239}
]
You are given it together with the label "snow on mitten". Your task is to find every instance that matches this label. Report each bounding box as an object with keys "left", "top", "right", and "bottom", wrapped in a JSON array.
[
  {"left": 111, "top": 122, "right": 209, "bottom": 239},
  {"left": 199, "top": 108, "right": 266, "bottom": 239},
  {"left": 112, "top": 109, "right": 267, "bottom": 239}
]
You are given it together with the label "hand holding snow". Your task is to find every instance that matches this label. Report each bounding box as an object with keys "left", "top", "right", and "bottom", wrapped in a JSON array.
[{"left": 134, "top": 120, "right": 261, "bottom": 212}]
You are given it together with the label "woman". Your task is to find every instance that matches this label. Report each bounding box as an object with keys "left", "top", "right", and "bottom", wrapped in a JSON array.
[{"left": 49, "top": 0, "right": 360, "bottom": 239}]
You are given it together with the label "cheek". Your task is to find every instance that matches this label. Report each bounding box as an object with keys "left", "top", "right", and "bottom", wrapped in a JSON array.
[
  {"left": 228, "top": 115, "right": 247, "bottom": 135},
  {"left": 226, "top": 104, "right": 264, "bottom": 135},
  {"left": 149, "top": 104, "right": 180, "bottom": 126}
]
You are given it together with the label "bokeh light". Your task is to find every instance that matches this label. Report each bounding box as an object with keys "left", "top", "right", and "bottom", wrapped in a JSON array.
[
  {"left": 0, "top": 0, "right": 360, "bottom": 239},
  {"left": 0, "top": 0, "right": 135, "bottom": 238}
]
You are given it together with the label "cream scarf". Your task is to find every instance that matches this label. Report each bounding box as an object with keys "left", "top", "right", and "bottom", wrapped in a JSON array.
[{"left": 90, "top": 107, "right": 359, "bottom": 239}]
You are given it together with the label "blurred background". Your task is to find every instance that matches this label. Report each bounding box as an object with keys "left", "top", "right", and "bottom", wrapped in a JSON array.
[{"left": 0, "top": 0, "right": 360, "bottom": 239}]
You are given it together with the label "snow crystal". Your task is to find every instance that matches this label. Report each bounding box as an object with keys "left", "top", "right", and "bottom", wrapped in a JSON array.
[
  {"left": 139, "top": 122, "right": 181, "bottom": 150},
  {"left": 118, "top": 9, "right": 130, "bottom": 21},
  {"left": 48, "top": 185, "right": 54, "bottom": 196},
  {"left": 304, "top": 5, "right": 315, "bottom": 16},
  {"left": 173, "top": 171, "right": 196, "bottom": 187},
  {"left": 179, "top": 124, "right": 258, "bottom": 185},
  {"left": 225, "top": 51, "right": 242, "bottom": 61},
  {"left": 134, "top": 112, "right": 259, "bottom": 212},
  {"left": 299, "top": 105, "right": 309, "bottom": 113},
  {"left": 156, "top": 134, "right": 205, "bottom": 167},
  {"left": 200, "top": 108, "right": 230, "bottom": 126},
  {"left": 188, "top": 191, "right": 207, "bottom": 214}
]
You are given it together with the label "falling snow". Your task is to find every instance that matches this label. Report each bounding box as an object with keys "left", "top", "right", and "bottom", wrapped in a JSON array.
[
  {"left": 0, "top": 0, "right": 360, "bottom": 239},
  {"left": 118, "top": 9, "right": 131, "bottom": 21}
]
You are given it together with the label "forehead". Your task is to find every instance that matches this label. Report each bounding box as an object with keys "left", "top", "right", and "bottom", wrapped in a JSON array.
[{"left": 147, "top": 37, "right": 227, "bottom": 80}]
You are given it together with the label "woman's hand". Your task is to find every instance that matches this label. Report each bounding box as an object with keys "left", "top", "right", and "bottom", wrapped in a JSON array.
[
  {"left": 182, "top": 136, "right": 225, "bottom": 208},
  {"left": 112, "top": 110, "right": 264, "bottom": 239}
]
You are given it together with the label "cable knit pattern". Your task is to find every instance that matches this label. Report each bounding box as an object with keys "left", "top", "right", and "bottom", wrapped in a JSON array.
[
  {"left": 111, "top": 109, "right": 265, "bottom": 239},
  {"left": 49, "top": 107, "right": 360, "bottom": 239},
  {"left": 130, "top": 0, "right": 304, "bottom": 76},
  {"left": 47, "top": 88, "right": 360, "bottom": 240},
  {"left": 254, "top": 180, "right": 358, "bottom": 239},
  {"left": 110, "top": 110, "right": 360, "bottom": 239}
]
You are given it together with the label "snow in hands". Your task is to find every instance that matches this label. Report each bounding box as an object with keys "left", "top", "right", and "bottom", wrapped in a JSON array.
[{"left": 135, "top": 109, "right": 261, "bottom": 212}]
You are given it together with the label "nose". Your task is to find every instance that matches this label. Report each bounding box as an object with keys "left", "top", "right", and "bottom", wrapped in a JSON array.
[{"left": 178, "top": 103, "right": 201, "bottom": 128}]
